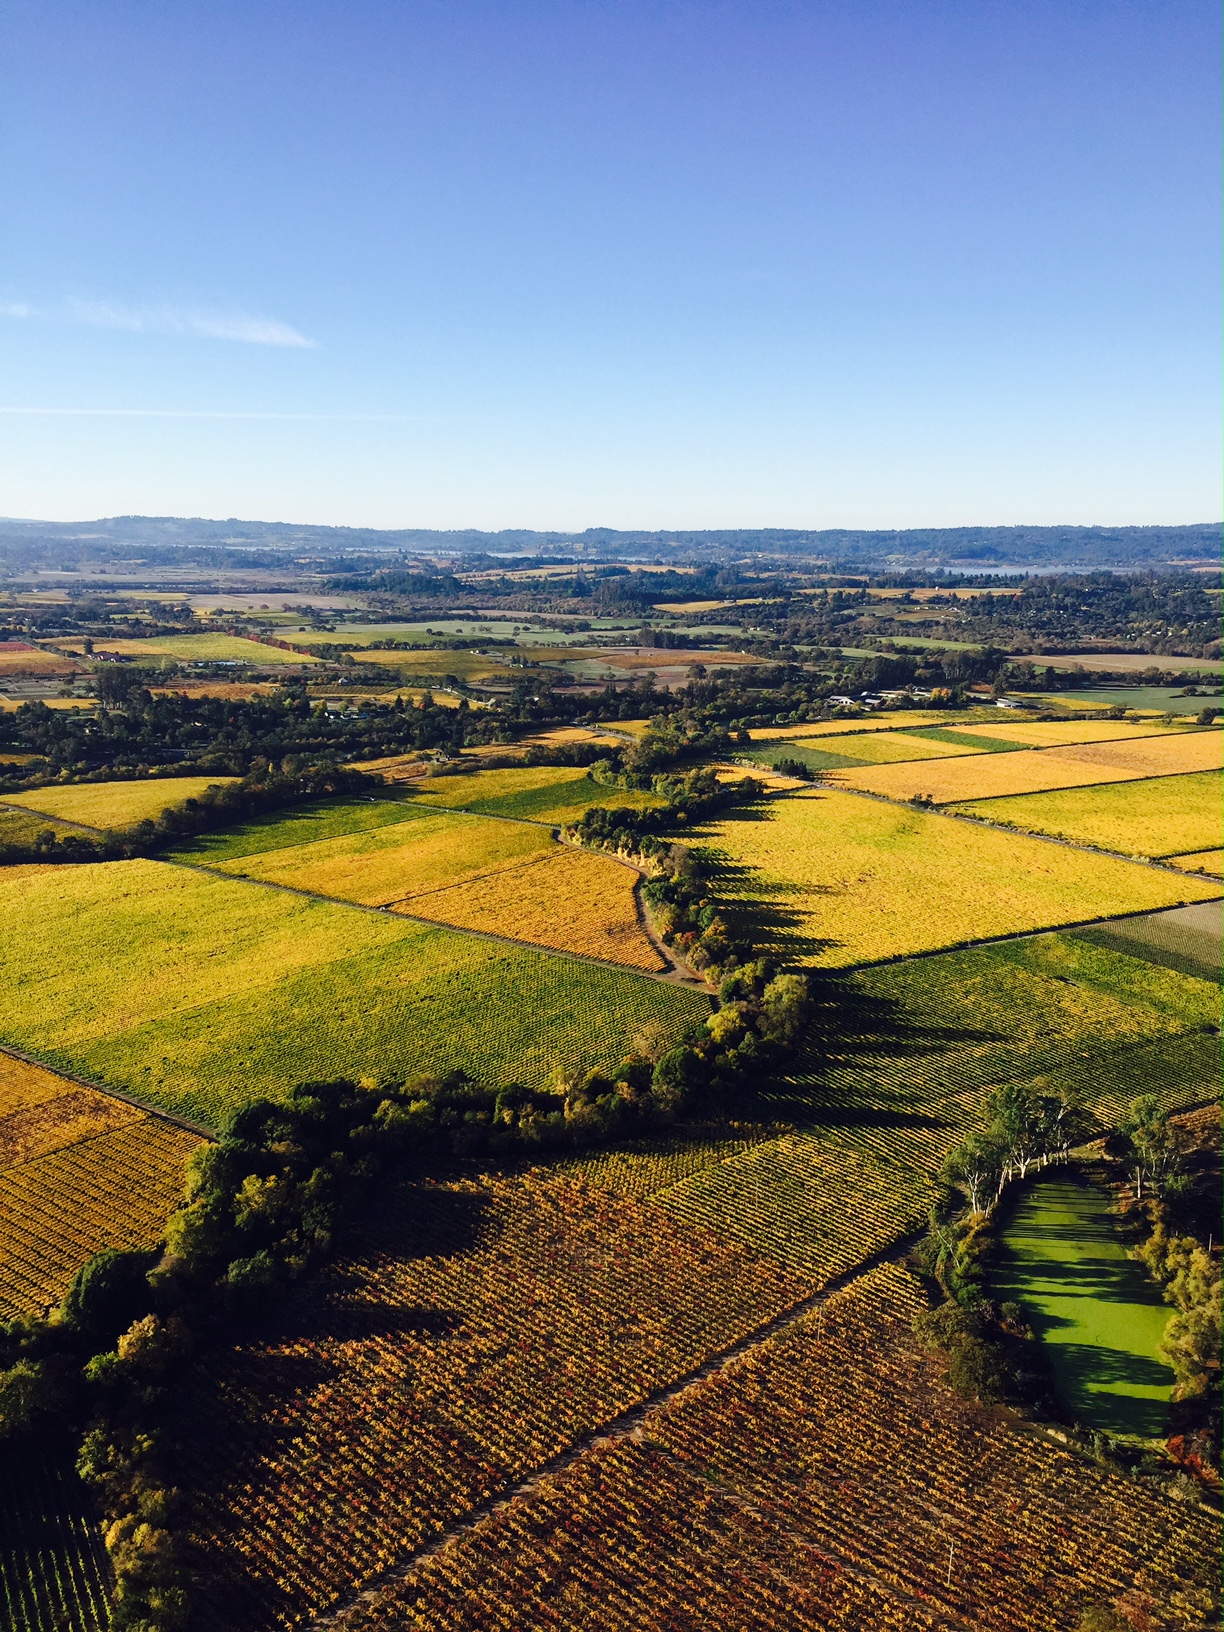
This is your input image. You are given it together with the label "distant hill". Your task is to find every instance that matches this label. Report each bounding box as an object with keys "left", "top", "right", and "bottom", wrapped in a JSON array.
[{"left": 0, "top": 514, "right": 1218, "bottom": 573}]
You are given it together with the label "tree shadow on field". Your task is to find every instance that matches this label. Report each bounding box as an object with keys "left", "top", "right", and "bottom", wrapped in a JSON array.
[
  {"left": 761, "top": 967, "right": 1012, "bottom": 1124},
  {"left": 697, "top": 849, "right": 838, "bottom": 963},
  {"left": 177, "top": 1182, "right": 492, "bottom": 1627}
]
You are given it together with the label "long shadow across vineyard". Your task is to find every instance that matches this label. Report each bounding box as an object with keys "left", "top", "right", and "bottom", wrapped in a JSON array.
[{"left": 752, "top": 966, "right": 1009, "bottom": 1124}]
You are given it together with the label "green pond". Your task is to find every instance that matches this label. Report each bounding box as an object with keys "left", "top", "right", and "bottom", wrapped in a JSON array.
[{"left": 991, "top": 1174, "right": 1175, "bottom": 1439}]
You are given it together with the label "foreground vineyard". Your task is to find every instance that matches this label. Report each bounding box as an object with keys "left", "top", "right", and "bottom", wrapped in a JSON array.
[
  {"left": 0, "top": 1052, "right": 203, "bottom": 1317},
  {"left": 347, "top": 1266, "right": 1219, "bottom": 1632},
  {"left": 185, "top": 1171, "right": 812, "bottom": 1627},
  {"left": 0, "top": 1446, "right": 111, "bottom": 1632},
  {"left": 0, "top": 1117, "right": 202, "bottom": 1316},
  {"left": 175, "top": 930, "right": 1221, "bottom": 1629}
]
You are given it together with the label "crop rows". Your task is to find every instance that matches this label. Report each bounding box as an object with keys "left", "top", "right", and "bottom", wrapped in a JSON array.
[
  {"left": 396, "top": 845, "right": 664, "bottom": 969},
  {"left": 655, "top": 1131, "right": 938, "bottom": 1276},
  {"left": 697, "top": 789, "right": 1216, "bottom": 969},
  {"left": 0, "top": 1448, "right": 111, "bottom": 1632},
  {"left": 945, "top": 719, "right": 1177, "bottom": 749},
  {"left": 834, "top": 725, "right": 1221, "bottom": 804},
  {"left": 0, "top": 860, "right": 703, "bottom": 1124},
  {"left": 344, "top": 1264, "right": 1217, "bottom": 1632},
  {"left": 409, "top": 764, "right": 663, "bottom": 824},
  {"left": 646, "top": 1266, "right": 1218, "bottom": 1630},
  {"left": 949, "top": 768, "right": 1223, "bottom": 858},
  {"left": 797, "top": 728, "right": 980, "bottom": 763},
  {"left": 747, "top": 712, "right": 947, "bottom": 741},
  {"left": 217, "top": 808, "right": 552, "bottom": 903},
  {"left": 0, "top": 1119, "right": 203, "bottom": 1316},
  {"left": 168, "top": 793, "right": 429, "bottom": 864},
  {"left": 0, "top": 1057, "right": 141, "bottom": 1169},
  {"left": 345, "top": 1437, "right": 941, "bottom": 1632},
  {"left": 558, "top": 1124, "right": 784, "bottom": 1199},
  {"left": 0, "top": 806, "right": 79, "bottom": 847},
  {"left": 94, "top": 631, "right": 313, "bottom": 664},
  {"left": 186, "top": 1173, "right": 810, "bottom": 1627}
]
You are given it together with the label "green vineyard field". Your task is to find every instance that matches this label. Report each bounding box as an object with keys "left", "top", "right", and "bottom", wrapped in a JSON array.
[{"left": 0, "top": 1448, "right": 111, "bottom": 1632}]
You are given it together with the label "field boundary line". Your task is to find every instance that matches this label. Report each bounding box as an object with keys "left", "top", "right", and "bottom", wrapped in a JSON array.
[
  {"left": 0, "top": 799, "right": 109, "bottom": 837},
  {"left": 823, "top": 766, "right": 1221, "bottom": 835},
  {"left": 305, "top": 1232, "right": 922, "bottom": 1631},
  {"left": 751, "top": 773, "right": 1224, "bottom": 879},
  {"left": 0, "top": 1042, "right": 214, "bottom": 1139},
  {"left": 161, "top": 858, "right": 699, "bottom": 988},
  {"left": 835, "top": 899, "right": 1224, "bottom": 974}
]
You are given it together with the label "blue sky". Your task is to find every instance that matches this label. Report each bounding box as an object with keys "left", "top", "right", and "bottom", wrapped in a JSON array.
[{"left": 0, "top": 0, "right": 1219, "bottom": 529}]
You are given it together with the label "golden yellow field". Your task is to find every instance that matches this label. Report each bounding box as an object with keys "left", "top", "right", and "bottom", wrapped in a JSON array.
[
  {"left": 0, "top": 1118, "right": 202, "bottom": 1317},
  {"left": 217, "top": 811, "right": 554, "bottom": 903},
  {"left": 1167, "top": 848, "right": 1224, "bottom": 878},
  {"left": 4, "top": 774, "right": 240, "bottom": 829},
  {"left": 747, "top": 713, "right": 947, "bottom": 741},
  {"left": 92, "top": 633, "right": 317, "bottom": 664},
  {"left": 0, "top": 646, "right": 78, "bottom": 675},
  {"left": 0, "top": 1053, "right": 143, "bottom": 1168},
  {"left": 948, "top": 769, "right": 1222, "bottom": 859},
  {"left": 521, "top": 725, "right": 628, "bottom": 749},
  {"left": 598, "top": 718, "right": 654, "bottom": 737},
  {"left": 349, "top": 751, "right": 434, "bottom": 781},
  {"left": 942, "top": 719, "right": 1187, "bottom": 749},
  {"left": 151, "top": 681, "right": 282, "bottom": 701},
  {"left": 0, "top": 695, "right": 97, "bottom": 712},
  {"left": 0, "top": 859, "right": 425, "bottom": 1055},
  {"left": 833, "top": 728, "right": 1222, "bottom": 804},
  {"left": 801, "top": 730, "right": 980, "bottom": 764},
  {"left": 695, "top": 790, "right": 1218, "bottom": 968},
  {"left": 395, "top": 846, "right": 664, "bottom": 970}
]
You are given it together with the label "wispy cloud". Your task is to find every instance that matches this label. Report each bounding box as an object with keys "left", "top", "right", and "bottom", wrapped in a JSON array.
[
  {"left": 68, "top": 299, "right": 316, "bottom": 348},
  {"left": 0, "top": 297, "right": 316, "bottom": 347}
]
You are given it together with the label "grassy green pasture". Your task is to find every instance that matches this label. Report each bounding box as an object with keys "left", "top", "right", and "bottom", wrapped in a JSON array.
[
  {"left": 0, "top": 861, "right": 702, "bottom": 1127},
  {"left": 992, "top": 1176, "right": 1175, "bottom": 1438},
  {"left": 949, "top": 769, "right": 1223, "bottom": 859},
  {"left": 4, "top": 776, "right": 241, "bottom": 830},
  {"left": 166, "top": 794, "right": 423, "bottom": 862},
  {"left": 408, "top": 765, "right": 664, "bottom": 824}
]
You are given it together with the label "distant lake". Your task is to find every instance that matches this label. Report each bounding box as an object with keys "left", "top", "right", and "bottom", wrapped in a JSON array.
[{"left": 990, "top": 1174, "right": 1175, "bottom": 1439}]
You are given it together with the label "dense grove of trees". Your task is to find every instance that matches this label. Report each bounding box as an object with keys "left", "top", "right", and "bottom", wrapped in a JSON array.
[
  {"left": 747, "top": 573, "right": 1222, "bottom": 659},
  {"left": 0, "top": 681, "right": 474, "bottom": 783}
]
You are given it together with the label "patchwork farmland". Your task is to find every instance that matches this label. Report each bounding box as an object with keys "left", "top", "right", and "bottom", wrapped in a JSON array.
[{"left": 0, "top": 591, "right": 1220, "bottom": 1632}]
